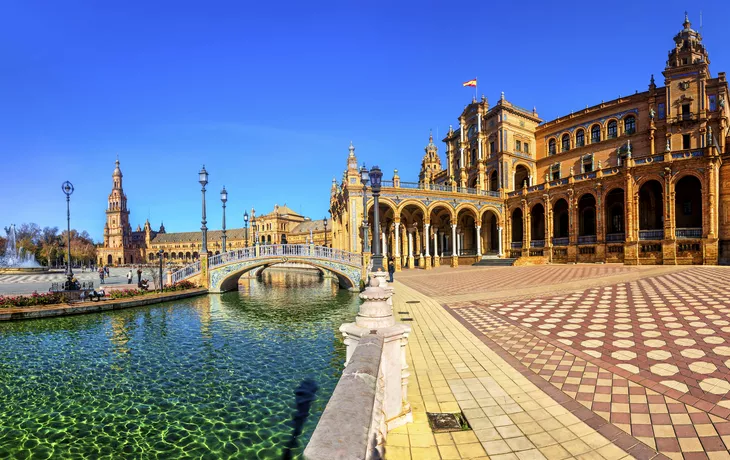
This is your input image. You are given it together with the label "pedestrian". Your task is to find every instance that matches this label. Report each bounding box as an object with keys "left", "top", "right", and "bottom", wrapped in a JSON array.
[
  {"left": 105, "top": 266, "right": 110, "bottom": 276},
  {"left": 137, "top": 266, "right": 143, "bottom": 284},
  {"left": 388, "top": 257, "right": 395, "bottom": 283},
  {"left": 99, "top": 267, "right": 105, "bottom": 284},
  {"left": 127, "top": 269, "right": 133, "bottom": 284}
]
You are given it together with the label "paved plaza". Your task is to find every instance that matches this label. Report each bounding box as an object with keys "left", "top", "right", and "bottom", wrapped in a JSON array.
[
  {"left": 0, "top": 267, "right": 160, "bottom": 295},
  {"left": 388, "top": 264, "right": 730, "bottom": 459}
]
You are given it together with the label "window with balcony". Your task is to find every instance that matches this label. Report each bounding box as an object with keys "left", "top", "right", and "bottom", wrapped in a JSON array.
[
  {"left": 624, "top": 116, "right": 636, "bottom": 135},
  {"left": 582, "top": 154, "right": 593, "bottom": 173},
  {"left": 576, "top": 129, "right": 585, "bottom": 147},
  {"left": 524, "top": 142, "right": 530, "bottom": 154},
  {"left": 682, "top": 104, "right": 691, "bottom": 120},
  {"left": 515, "top": 140, "right": 521, "bottom": 152},
  {"left": 591, "top": 125, "right": 601, "bottom": 143},
  {"left": 607, "top": 120, "right": 617, "bottom": 139},
  {"left": 550, "top": 163, "right": 561, "bottom": 181},
  {"left": 548, "top": 139, "right": 556, "bottom": 155},
  {"left": 561, "top": 134, "right": 570, "bottom": 152},
  {"left": 683, "top": 134, "right": 691, "bottom": 149}
]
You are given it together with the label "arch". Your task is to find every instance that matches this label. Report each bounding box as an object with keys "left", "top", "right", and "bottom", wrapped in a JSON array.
[
  {"left": 606, "top": 119, "right": 618, "bottom": 139},
  {"left": 211, "top": 258, "right": 360, "bottom": 293},
  {"left": 552, "top": 199, "right": 569, "bottom": 239},
  {"left": 511, "top": 208, "right": 524, "bottom": 243},
  {"left": 107, "top": 254, "right": 112, "bottom": 265},
  {"left": 149, "top": 253, "right": 154, "bottom": 261},
  {"left": 178, "top": 252, "right": 184, "bottom": 260},
  {"left": 548, "top": 138, "right": 557, "bottom": 155},
  {"left": 478, "top": 205, "right": 502, "bottom": 223},
  {"left": 605, "top": 188, "right": 625, "bottom": 237},
  {"left": 480, "top": 209, "right": 500, "bottom": 252},
  {"left": 514, "top": 164, "right": 530, "bottom": 190},
  {"left": 674, "top": 175, "right": 702, "bottom": 231},
  {"left": 578, "top": 194, "right": 596, "bottom": 236},
  {"left": 367, "top": 197, "right": 398, "bottom": 216},
  {"left": 530, "top": 203, "right": 546, "bottom": 241},
  {"left": 468, "top": 175, "right": 478, "bottom": 189},
  {"left": 575, "top": 128, "right": 585, "bottom": 147},
  {"left": 185, "top": 252, "right": 191, "bottom": 261},
  {"left": 489, "top": 169, "right": 499, "bottom": 191},
  {"left": 561, "top": 133, "right": 570, "bottom": 152},
  {"left": 427, "top": 201, "right": 456, "bottom": 221},
  {"left": 639, "top": 180, "right": 663, "bottom": 231},
  {"left": 590, "top": 124, "right": 601, "bottom": 143},
  {"left": 395, "top": 199, "right": 428, "bottom": 217},
  {"left": 624, "top": 115, "right": 636, "bottom": 134},
  {"left": 455, "top": 203, "right": 479, "bottom": 221}
]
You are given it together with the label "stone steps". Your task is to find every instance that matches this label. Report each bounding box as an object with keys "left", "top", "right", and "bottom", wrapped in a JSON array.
[{"left": 472, "top": 255, "right": 517, "bottom": 267}]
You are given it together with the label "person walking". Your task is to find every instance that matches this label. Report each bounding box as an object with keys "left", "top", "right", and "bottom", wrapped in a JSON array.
[
  {"left": 388, "top": 258, "right": 395, "bottom": 283},
  {"left": 98, "top": 267, "right": 105, "bottom": 284},
  {"left": 105, "top": 266, "right": 110, "bottom": 277},
  {"left": 136, "top": 266, "right": 143, "bottom": 284},
  {"left": 127, "top": 269, "right": 133, "bottom": 284}
]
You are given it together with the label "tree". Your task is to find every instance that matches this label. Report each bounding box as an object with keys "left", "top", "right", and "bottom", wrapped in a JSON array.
[{"left": 38, "top": 227, "right": 61, "bottom": 267}]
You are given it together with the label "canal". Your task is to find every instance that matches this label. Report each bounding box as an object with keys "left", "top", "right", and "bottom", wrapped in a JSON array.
[{"left": 0, "top": 268, "right": 360, "bottom": 459}]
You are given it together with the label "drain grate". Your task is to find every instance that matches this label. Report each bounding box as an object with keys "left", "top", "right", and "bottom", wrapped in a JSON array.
[{"left": 426, "top": 412, "right": 471, "bottom": 432}]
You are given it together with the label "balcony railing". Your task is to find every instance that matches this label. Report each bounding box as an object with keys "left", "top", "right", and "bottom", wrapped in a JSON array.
[
  {"left": 511, "top": 241, "right": 523, "bottom": 249},
  {"left": 552, "top": 237, "right": 569, "bottom": 246},
  {"left": 530, "top": 240, "right": 545, "bottom": 248},
  {"left": 606, "top": 232, "right": 625, "bottom": 242},
  {"left": 676, "top": 228, "right": 702, "bottom": 239},
  {"left": 577, "top": 235, "right": 597, "bottom": 245},
  {"left": 639, "top": 229, "right": 664, "bottom": 240}
]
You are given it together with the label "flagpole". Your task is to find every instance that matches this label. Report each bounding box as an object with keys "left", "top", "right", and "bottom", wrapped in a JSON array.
[{"left": 475, "top": 77, "right": 478, "bottom": 101}]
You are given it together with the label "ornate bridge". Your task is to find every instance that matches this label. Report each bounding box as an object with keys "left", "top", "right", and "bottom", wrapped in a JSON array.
[{"left": 169, "top": 244, "right": 364, "bottom": 293}]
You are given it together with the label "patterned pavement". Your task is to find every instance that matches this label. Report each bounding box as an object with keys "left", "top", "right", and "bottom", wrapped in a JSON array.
[{"left": 427, "top": 265, "right": 730, "bottom": 459}]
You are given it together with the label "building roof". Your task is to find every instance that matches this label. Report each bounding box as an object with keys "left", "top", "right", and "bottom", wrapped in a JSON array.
[
  {"left": 290, "top": 219, "right": 327, "bottom": 234},
  {"left": 150, "top": 228, "right": 248, "bottom": 244},
  {"left": 258, "top": 204, "right": 303, "bottom": 218}
]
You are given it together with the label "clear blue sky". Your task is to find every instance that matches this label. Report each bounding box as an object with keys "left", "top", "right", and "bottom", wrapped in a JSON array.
[{"left": 1, "top": 0, "right": 728, "bottom": 242}]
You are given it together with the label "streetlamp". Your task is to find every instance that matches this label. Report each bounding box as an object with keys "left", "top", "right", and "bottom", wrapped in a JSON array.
[
  {"left": 360, "top": 164, "right": 370, "bottom": 253},
  {"left": 244, "top": 211, "right": 249, "bottom": 248},
  {"left": 368, "top": 166, "right": 384, "bottom": 271},
  {"left": 61, "top": 181, "right": 74, "bottom": 281},
  {"left": 158, "top": 249, "right": 164, "bottom": 293},
  {"left": 220, "top": 186, "right": 228, "bottom": 252},
  {"left": 323, "top": 216, "right": 328, "bottom": 248},
  {"left": 199, "top": 166, "right": 209, "bottom": 255}
]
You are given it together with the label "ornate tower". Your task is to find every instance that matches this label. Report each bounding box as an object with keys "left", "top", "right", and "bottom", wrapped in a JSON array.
[
  {"left": 105, "top": 159, "right": 131, "bottom": 257},
  {"left": 419, "top": 132, "right": 442, "bottom": 185}
]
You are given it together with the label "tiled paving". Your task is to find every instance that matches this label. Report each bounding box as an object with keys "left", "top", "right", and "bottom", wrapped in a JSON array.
[
  {"left": 438, "top": 265, "right": 730, "bottom": 459},
  {"left": 385, "top": 282, "right": 643, "bottom": 460}
]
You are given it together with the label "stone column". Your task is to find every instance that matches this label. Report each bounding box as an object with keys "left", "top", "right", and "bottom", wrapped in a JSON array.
[
  {"left": 382, "top": 231, "right": 388, "bottom": 259},
  {"left": 451, "top": 224, "right": 458, "bottom": 267},
  {"left": 498, "top": 226, "right": 504, "bottom": 257},
  {"left": 424, "top": 223, "right": 431, "bottom": 270},
  {"left": 476, "top": 225, "right": 482, "bottom": 257},
  {"left": 433, "top": 230, "right": 440, "bottom": 267},
  {"left": 394, "top": 222, "right": 401, "bottom": 271},
  {"left": 407, "top": 229, "right": 414, "bottom": 269}
]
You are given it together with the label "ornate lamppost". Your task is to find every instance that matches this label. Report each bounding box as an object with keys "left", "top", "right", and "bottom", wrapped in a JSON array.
[
  {"left": 158, "top": 248, "right": 164, "bottom": 293},
  {"left": 360, "top": 164, "right": 370, "bottom": 253},
  {"left": 220, "top": 186, "right": 228, "bottom": 252},
  {"left": 199, "top": 166, "right": 209, "bottom": 255},
  {"left": 244, "top": 211, "right": 249, "bottom": 248},
  {"left": 368, "top": 166, "right": 384, "bottom": 271},
  {"left": 323, "top": 216, "right": 328, "bottom": 248},
  {"left": 61, "top": 181, "right": 74, "bottom": 280}
]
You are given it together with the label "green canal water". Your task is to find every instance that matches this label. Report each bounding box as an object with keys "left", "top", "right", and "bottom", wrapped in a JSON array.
[{"left": 0, "top": 269, "right": 360, "bottom": 459}]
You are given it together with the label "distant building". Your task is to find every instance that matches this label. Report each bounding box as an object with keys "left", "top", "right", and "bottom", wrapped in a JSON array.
[
  {"left": 331, "top": 15, "right": 730, "bottom": 267},
  {"left": 97, "top": 160, "right": 327, "bottom": 266}
]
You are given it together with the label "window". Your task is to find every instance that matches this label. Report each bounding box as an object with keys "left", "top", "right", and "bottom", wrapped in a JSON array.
[
  {"left": 576, "top": 129, "right": 585, "bottom": 147},
  {"left": 658, "top": 103, "right": 666, "bottom": 119},
  {"left": 709, "top": 95, "right": 717, "bottom": 111},
  {"left": 550, "top": 163, "right": 561, "bottom": 181},
  {"left": 607, "top": 120, "right": 617, "bottom": 139},
  {"left": 471, "top": 149, "right": 477, "bottom": 165},
  {"left": 561, "top": 134, "right": 570, "bottom": 152},
  {"left": 624, "top": 116, "right": 636, "bottom": 135},
  {"left": 515, "top": 140, "right": 522, "bottom": 151},
  {"left": 682, "top": 104, "right": 691, "bottom": 120},
  {"left": 490, "top": 141, "right": 495, "bottom": 154},
  {"left": 582, "top": 154, "right": 593, "bottom": 173},
  {"left": 548, "top": 139, "right": 556, "bottom": 155},
  {"left": 524, "top": 142, "right": 530, "bottom": 154},
  {"left": 591, "top": 125, "right": 601, "bottom": 143},
  {"left": 683, "top": 134, "right": 691, "bottom": 149}
]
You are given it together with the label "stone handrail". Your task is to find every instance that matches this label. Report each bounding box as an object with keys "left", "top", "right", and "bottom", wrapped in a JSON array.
[
  {"left": 304, "top": 334, "right": 385, "bottom": 460},
  {"left": 170, "top": 261, "right": 201, "bottom": 284},
  {"left": 208, "top": 244, "right": 362, "bottom": 268}
]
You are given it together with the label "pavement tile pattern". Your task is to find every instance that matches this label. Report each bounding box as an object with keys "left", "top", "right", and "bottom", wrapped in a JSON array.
[{"left": 445, "top": 266, "right": 730, "bottom": 459}]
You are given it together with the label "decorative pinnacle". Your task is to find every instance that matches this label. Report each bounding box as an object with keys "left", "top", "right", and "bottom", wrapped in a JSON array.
[{"left": 349, "top": 141, "right": 355, "bottom": 157}]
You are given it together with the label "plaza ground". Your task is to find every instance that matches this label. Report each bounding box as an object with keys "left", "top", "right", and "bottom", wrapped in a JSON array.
[
  {"left": 387, "top": 264, "right": 730, "bottom": 459},
  {"left": 0, "top": 266, "right": 161, "bottom": 295}
]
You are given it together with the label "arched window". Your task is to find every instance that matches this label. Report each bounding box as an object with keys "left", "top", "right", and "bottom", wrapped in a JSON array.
[
  {"left": 591, "top": 125, "right": 601, "bottom": 143},
  {"left": 624, "top": 116, "right": 636, "bottom": 135},
  {"left": 607, "top": 120, "right": 617, "bottom": 139},
  {"left": 548, "top": 139, "right": 556, "bottom": 155},
  {"left": 575, "top": 129, "right": 585, "bottom": 147},
  {"left": 561, "top": 134, "right": 570, "bottom": 152}
]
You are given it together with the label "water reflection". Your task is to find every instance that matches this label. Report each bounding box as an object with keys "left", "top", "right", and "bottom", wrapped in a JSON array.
[{"left": 0, "top": 268, "right": 359, "bottom": 459}]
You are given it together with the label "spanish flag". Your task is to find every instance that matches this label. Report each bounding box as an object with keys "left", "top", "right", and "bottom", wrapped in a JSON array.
[{"left": 463, "top": 79, "right": 477, "bottom": 87}]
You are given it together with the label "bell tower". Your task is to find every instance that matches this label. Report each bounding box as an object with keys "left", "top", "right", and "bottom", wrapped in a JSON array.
[
  {"left": 106, "top": 159, "right": 131, "bottom": 254},
  {"left": 419, "top": 131, "right": 442, "bottom": 185}
]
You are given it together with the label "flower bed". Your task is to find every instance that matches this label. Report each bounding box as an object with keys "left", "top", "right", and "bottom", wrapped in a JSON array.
[
  {"left": 0, "top": 292, "right": 66, "bottom": 308},
  {"left": 108, "top": 280, "right": 198, "bottom": 300}
]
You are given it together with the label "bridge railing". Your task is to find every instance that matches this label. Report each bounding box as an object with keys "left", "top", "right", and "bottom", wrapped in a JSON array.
[
  {"left": 212, "top": 244, "right": 362, "bottom": 268},
  {"left": 171, "top": 261, "right": 201, "bottom": 284}
]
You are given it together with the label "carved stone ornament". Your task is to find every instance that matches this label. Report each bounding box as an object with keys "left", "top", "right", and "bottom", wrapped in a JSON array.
[{"left": 679, "top": 81, "right": 690, "bottom": 91}]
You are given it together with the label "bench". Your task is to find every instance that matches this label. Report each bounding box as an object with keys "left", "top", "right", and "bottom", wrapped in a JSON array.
[{"left": 80, "top": 289, "right": 106, "bottom": 302}]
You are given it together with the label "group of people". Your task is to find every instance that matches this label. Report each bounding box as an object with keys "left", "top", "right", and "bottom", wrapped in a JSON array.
[
  {"left": 127, "top": 267, "right": 150, "bottom": 290},
  {"left": 98, "top": 266, "right": 110, "bottom": 284}
]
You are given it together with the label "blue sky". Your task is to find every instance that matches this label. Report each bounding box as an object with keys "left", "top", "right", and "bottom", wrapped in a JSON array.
[{"left": 1, "top": 0, "right": 728, "bottom": 242}]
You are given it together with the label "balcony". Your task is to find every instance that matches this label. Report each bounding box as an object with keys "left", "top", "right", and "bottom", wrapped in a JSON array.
[
  {"left": 530, "top": 240, "right": 545, "bottom": 248},
  {"left": 551, "top": 237, "right": 569, "bottom": 246},
  {"left": 577, "top": 235, "right": 597, "bottom": 245},
  {"left": 676, "top": 228, "right": 702, "bottom": 239},
  {"left": 606, "top": 233, "right": 625, "bottom": 243},
  {"left": 511, "top": 241, "right": 523, "bottom": 249},
  {"left": 639, "top": 229, "right": 664, "bottom": 240}
]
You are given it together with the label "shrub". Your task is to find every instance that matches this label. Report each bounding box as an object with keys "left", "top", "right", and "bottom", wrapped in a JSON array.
[{"left": 0, "top": 292, "right": 65, "bottom": 308}]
